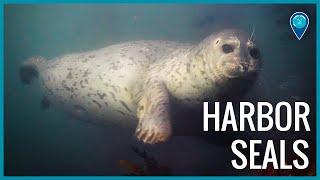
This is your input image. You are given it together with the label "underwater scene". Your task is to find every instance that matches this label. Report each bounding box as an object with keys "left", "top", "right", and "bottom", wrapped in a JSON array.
[{"left": 4, "top": 4, "right": 316, "bottom": 175}]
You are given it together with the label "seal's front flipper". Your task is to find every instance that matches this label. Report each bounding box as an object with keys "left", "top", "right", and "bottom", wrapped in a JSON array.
[
  {"left": 135, "top": 82, "right": 172, "bottom": 144},
  {"left": 41, "top": 96, "right": 50, "bottom": 110},
  {"left": 20, "top": 56, "right": 46, "bottom": 84}
]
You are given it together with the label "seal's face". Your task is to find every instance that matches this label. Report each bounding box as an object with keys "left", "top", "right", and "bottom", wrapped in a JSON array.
[{"left": 208, "top": 30, "right": 262, "bottom": 80}]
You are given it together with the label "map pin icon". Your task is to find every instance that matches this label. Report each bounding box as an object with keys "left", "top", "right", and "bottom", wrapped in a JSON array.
[{"left": 290, "top": 12, "right": 309, "bottom": 40}]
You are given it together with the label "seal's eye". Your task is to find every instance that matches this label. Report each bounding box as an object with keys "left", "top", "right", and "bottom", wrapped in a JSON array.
[
  {"left": 222, "top": 44, "right": 234, "bottom": 54},
  {"left": 249, "top": 48, "right": 260, "bottom": 59}
]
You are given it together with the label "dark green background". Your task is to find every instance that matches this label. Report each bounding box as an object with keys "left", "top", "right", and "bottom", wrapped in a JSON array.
[{"left": 4, "top": 4, "right": 316, "bottom": 175}]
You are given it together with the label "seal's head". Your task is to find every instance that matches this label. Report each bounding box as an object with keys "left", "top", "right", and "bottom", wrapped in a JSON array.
[
  {"left": 199, "top": 29, "right": 262, "bottom": 81},
  {"left": 193, "top": 29, "right": 262, "bottom": 100}
]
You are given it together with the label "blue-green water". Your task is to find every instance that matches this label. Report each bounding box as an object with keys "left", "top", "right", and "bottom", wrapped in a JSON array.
[{"left": 5, "top": 4, "right": 316, "bottom": 175}]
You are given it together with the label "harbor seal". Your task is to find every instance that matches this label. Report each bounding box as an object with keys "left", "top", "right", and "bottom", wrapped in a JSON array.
[{"left": 20, "top": 29, "right": 262, "bottom": 144}]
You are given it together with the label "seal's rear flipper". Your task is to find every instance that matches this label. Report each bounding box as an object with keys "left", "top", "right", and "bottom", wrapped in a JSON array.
[{"left": 19, "top": 56, "right": 46, "bottom": 84}]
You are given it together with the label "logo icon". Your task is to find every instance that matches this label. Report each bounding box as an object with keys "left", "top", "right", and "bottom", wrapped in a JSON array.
[{"left": 290, "top": 12, "right": 309, "bottom": 40}]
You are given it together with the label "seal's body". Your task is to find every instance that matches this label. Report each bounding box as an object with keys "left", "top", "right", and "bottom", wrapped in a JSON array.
[
  {"left": 20, "top": 30, "right": 262, "bottom": 144},
  {"left": 33, "top": 41, "right": 188, "bottom": 125}
]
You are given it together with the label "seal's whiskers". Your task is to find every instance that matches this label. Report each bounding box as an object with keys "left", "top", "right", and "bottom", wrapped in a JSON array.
[{"left": 248, "top": 24, "right": 255, "bottom": 42}]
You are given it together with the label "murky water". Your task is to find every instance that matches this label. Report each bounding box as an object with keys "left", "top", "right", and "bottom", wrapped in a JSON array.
[{"left": 5, "top": 4, "right": 316, "bottom": 175}]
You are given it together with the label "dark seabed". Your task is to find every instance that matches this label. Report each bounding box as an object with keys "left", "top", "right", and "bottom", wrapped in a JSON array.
[{"left": 4, "top": 4, "right": 316, "bottom": 175}]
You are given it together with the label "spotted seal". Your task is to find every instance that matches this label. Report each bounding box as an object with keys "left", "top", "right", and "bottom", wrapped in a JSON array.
[{"left": 20, "top": 29, "right": 262, "bottom": 144}]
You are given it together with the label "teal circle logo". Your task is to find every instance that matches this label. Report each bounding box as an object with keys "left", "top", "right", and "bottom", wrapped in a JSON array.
[
  {"left": 292, "top": 15, "right": 307, "bottom": 29},
  {"left": 290, "top": 12, "right": 309, "bottom": 40}
]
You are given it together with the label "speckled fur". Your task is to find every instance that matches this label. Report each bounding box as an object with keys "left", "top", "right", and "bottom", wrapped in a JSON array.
[
  {"left": 23, "top": 30, "right": 262, "bottom": 144},
  {"left": 37, "top": 40, "right": 189, "bottom": 125}
]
